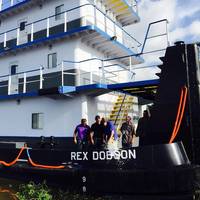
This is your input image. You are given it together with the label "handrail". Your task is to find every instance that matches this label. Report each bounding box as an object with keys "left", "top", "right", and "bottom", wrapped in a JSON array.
[
  {"left": 0, "top": 67, "right": 43, "bottom": 79},
  {"left": 141, "top": 19, "right": 169, "bottom": 54},
  {"left": 0, "top": 3, "right": 141, "bottom": 47}
]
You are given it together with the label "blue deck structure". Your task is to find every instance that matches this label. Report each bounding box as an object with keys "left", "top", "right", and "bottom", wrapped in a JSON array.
[{"left": 0, "top": 79, "right": 160, "bottom": 100}]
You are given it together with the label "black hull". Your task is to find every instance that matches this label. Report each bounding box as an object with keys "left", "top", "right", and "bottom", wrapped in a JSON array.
[
  {"left": 0, "top": 142, "right": 198, "bottom": 195},
  {"left": 0, "top": 164, "right": 197, "bottom": 196}
]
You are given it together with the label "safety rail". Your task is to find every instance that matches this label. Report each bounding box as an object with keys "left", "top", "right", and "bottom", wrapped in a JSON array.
[
  {"left": 0, "top": 0, "right": 26, "bottom": 11},
  {"left": 0, "top": 3, "right": 141, "bottom": 53},
  {"left": 0, "top": 54, "right": 138, "bottom": 96}
]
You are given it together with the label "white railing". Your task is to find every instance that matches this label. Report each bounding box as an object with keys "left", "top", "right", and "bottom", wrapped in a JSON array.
[
  {"left": 0, "top": 54, "right": 137, "bottom": 95},
  {"left": 0, "top": 3, "right": 141, "bottom": 53},
  {"left": 0, "top": 0, "right": 27, "bottom": 11}
]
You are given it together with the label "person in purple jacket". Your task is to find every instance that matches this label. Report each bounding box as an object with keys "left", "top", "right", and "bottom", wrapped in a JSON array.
[{"left": 73, "top": 118, "right": 90, "bottom": 150}]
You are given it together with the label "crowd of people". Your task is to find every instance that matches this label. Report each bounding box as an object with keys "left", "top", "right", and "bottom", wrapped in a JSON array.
[{"left": 73, "top": 110, "right": 150, "bottom": 150}]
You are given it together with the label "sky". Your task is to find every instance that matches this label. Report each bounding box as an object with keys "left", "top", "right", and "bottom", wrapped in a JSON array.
[{"left": 128, "top": 0, "right": 200, "bottom": 81}]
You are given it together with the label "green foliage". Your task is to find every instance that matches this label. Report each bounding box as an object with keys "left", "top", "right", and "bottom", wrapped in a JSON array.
[
  {"left": 16, "top": 181, "right": 52, "bottom": 200},
  {"left": 16, "top": 181, "right": 109, "bottom": 200}
]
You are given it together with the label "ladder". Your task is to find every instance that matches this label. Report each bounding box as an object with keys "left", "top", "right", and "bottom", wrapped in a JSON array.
[{"left": 109, "top": 94, "right": 134, "bottom": 132}]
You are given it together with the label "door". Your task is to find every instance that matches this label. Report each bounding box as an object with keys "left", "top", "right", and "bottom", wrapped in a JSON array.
[
  {"left": 18, "top": 18, "right": 28, "bottom": 44},
  {"left": 10, "top": 64, "right": 19, "bottom": 94}
]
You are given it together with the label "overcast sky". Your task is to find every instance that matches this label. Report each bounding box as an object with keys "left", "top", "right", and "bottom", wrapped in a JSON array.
[{"left": 129, "top": 0, "right": 200, "bottom": 81}]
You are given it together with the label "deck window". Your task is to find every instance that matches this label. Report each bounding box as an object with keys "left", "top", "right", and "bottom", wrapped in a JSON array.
[
  {"left": 19, "top": 21, "right": 27, "bottom": 31},
  {"left": 32, "top": 113, "right": 44, "bottom": 129},
  {"left": 55, "top": 5, "right": 64, "bottom": 21},
  {"left": 48, "top": 53, "right": 57, "bottom": 68}
]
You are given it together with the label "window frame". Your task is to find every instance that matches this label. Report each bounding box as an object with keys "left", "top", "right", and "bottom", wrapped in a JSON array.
[
  {"left": 47, "top": 53, "right": 57, "bottom": 69},
  {"left": 55, "top": 4, "right": 64, "bottom": 21},
  {"left": 32, "top": 113, "right": 44, "bottom": 130}
]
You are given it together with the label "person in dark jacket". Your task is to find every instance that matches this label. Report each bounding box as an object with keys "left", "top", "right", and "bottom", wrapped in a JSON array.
[
  {"left": 90, "top": 115, "right": 105, "bottom": 149},
  {"left": 136, "top": 110, "right": 150, "bottom": 146},
  {"left": 120, "top": 116, "right": 136, "bottom": 148}
]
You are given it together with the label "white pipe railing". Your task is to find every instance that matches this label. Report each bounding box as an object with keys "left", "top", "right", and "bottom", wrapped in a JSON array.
[
  {"left": 0, "top": 4, "right": 141, "bottom": 53},
  {"left": 0, "top": 55, "right": 135, "bottom": 96}
]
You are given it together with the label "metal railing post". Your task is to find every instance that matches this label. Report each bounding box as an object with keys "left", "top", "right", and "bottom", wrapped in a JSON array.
[
  {"left": 0, "top": 0, "right": 2, "bottom": 11},
  {"left": 31, "top": 23, "right": 34, "bottom": 42},
  {"left": 23, "top": 73, "right": 27, "bottom": 93},
  {"left": 46, "top": 18, "right": 50, "bottom": 37},
  {"left": 104, "top": 14, "right": 107, "bottom": 33},
  {"left": 64, "top": 12, "right": 67, "bottom": 32},
  {"left": 129, "top": 56, "right": 132, "bottom": 72},
  {"left": 93, "top": 6, "right": 97, "bottom": 26},
  {"left": 77, "top": 63, "right": 81, "bottom": 86},
  {"left": 90, "top": 71, "right": 93, "bottom": 84},
  {"left": 61, "top": 61, "right": 64, "bottom": 86},
  {"left": 40, "top": 67, "right": 43, "bottom": 89},
  {"left": 10, "top": 0, "right": 14, "bottom": 6},
  {"left": 8, "top": 75, "right": 11, "bottom": 95},
  {"left": 166, "top": 20, "right": 170, "bottom": 46},
  {"left": 101, "top": 60, "right": 105, "bottom": 84},
  {"left": 4, "top": 32, "right": 7, "bottom": 48},
  {"left": 17, "top": 28, "right": 20, "bottom": 45}
]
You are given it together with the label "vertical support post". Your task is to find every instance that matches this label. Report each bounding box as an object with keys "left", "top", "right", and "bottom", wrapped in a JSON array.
[
  {"left": 93, "top": 6, "right": 97, "bottom": 26},
  {"left": 17, "top": 28, "right": 20, "bottom": 45},
  {"left": 40, "top": 67, "right": 43, "bottom": 89},
  {"left": 23, "top": 73, "right": 27, "bottom": 93},
  {"left": 4, "top": 32, "right": 7, "bottom": 48},
  {"left": 46, "top": 18, "right": 50, "bottom": 37},
  {"left": 61, "top": 61, "right": 64, "bottom": 87},
  {"left": 10, "top": 0, "right": 14, "bottom": 6},
  {"left": 129, "top": 56, "right": 132, "bottom": 72},
  {"left": 8, "top": 75, "right": 11, "bottom": 95},
  {"left": 114, "top": 23, "right": 116, "bottom": 37},
  {"left": 0, "top": 0, "right": 2, "bottom": 11},
  {"left": 31, "top": 23, "right": 34, "bottom": 42},
  {"left": 64, "top": 12, "right": 67, "bottom": 32},
  {"left": 101, "top": 60, "right": 105, "bottom": 84},
  {"left": 90, "top": 72, "right": 93, "bottom": 84},
  {"left": 77, "top": 63, "right": 81, "bottom": 86},
  {"left": 104, "top": 14, "right": 107, "bottom": 33},
  {"left": 166, "top": 20, "right": 170, "bottom": 46}
]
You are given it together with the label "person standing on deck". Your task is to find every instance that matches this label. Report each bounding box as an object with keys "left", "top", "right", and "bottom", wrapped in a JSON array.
[
  {"left": 120, "top": 116, "right": 136, "bottom": 148},
  {"left": 136, "top": 110, "right": 150, "bottom": 146},
  {"left": 73, "top": 119, "right": 90, "bottom": 150},
  {"left": 90, "top": 115, "right": 105, "bottom": 149},
  {"left": 101, "top": 118, "right": 118, "bottom": 150}
]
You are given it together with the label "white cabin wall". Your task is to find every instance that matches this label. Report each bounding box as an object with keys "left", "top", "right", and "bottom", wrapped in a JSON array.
[
  {"left": 0, "top": 38, "right": 78, "bottom": 79},
  {"left": 0, "top": 96, "right": 85, "bottom": 137},
  {"left": 0, "top": 0, "right": 81, "bottom": 33}
]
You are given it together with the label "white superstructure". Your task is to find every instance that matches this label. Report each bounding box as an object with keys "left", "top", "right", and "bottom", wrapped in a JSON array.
[{"left": 0, "top": 0, "right": 143, "bottom": 139}]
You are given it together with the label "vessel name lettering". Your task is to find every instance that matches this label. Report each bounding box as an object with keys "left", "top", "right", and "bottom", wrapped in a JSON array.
[{"left": 70, "top": 149, "right": 136, "bottom": 161}]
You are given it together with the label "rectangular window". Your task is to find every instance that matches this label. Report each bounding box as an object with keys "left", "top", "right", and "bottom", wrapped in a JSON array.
[
  {"left": 20, "top": 21, "right": 27, "bottom": 31},
  {"left": 10, "top": 64, "right": 18, "bottom": 75},
  {"left": 55, "top": 5, "right": 64, "bottom": 21},
  {"left": 32, "top": 113, "right": 44, "bottom": 129},
  {"left": 48, "top": 53, "right": 57, "bottom": 68}
]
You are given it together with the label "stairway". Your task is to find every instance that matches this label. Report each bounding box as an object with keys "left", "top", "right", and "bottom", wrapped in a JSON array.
[{"left": 109, "top": 94, "right": 134, "bottom": 132}]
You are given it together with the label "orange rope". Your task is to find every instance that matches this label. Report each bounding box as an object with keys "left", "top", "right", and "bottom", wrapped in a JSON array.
[
  {"left": 169, "top": 86, "right": 188, "bottom": 143},
  {"left": 0, "top": 146, "right": 65, "bottom": 169},
  {"left": 0, "top": 147, "right": 26, "bottom": 167},
  {"left": 26, "top": 149, "right": 65, "bottom": 169},
  {"left": 28, "top": 157, "right": 65, "bottom": 169}
]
